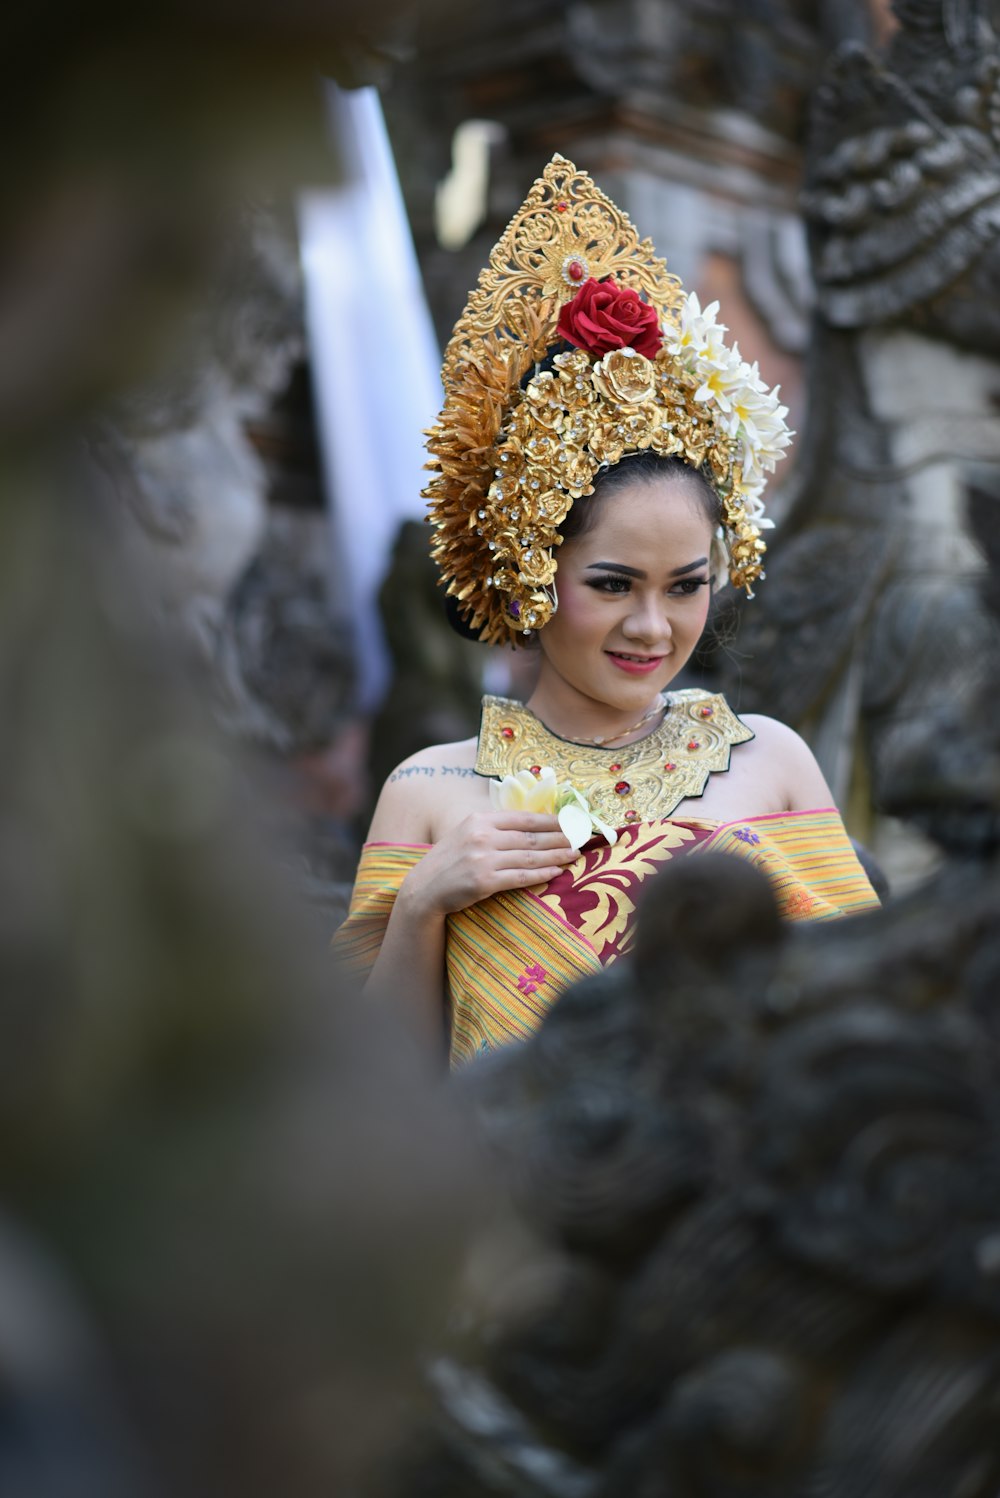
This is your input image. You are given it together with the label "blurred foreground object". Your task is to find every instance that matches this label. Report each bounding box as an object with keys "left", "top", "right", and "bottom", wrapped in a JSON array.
[
  {"left": 0, "top": 1, "right": 483, "bottom": 1493},
  {"left": 1, "top": 0, "right": 424, "bottom": 445},
  {"left": 0, "top": 0, "right": 458, "bottom": 894},
  {"left": 0, "top": 477, "right": 483, "bottom": 1498}
]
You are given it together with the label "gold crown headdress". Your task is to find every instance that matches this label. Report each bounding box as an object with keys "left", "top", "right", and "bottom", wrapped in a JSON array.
[{"left": 425, "top": 155, "right": 790, "bottom": 645}]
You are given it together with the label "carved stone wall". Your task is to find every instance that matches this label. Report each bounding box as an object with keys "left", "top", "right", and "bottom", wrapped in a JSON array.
[
  {"left": 384, "top": 0, "right": 890, "bottom": 499},
  {"left": 723, "top": 0, "right": 1000, "bottom": 888},
  {"left": 85, "top": 209, "right": 363, "bottom": 899}
]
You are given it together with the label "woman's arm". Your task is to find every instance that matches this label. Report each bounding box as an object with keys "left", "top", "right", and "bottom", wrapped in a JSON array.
[
  {"left": 360, "top": 756, "right": 576, "bottom": 1057},
  {"left": 361, "top": 870, "right": 451, "bottom": 1055}
]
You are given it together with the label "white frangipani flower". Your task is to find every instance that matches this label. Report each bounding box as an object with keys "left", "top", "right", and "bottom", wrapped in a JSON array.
[
  {"left": 553, "top": 784, "right": 618, "bottom": 850},
  {"left": 490, "top": 768, "right": 617, "bottom": 851},
  {"left": 662, "top": 292, "right": 727, "bottom": 365},
  {"left": 488, "top": 766, "right": 559, "bottom": 814},
  {"left": 663, "top": 291, "right": 794, "bottom": 519}
]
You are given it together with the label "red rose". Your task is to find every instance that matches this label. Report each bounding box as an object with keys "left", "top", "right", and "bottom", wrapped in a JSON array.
[{"left": 556, "top": 277, "right": 662, "bottom": 360}]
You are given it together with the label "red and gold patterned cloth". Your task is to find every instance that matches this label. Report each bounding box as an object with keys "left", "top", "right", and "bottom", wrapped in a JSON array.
[{"left": 333, "top": 809, "right": 880, "bottom": 1067}]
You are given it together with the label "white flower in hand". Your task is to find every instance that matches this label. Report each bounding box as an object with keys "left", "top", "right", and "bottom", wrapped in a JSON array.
[
  {"left": 489, "top": 766, "right": 560, "bottom": 814},
  {"left": 490, "top": 767, "right": 618, "bottom": 851},
  {"left": 554, "top": 783, "right": 618, "bottom": 850}
]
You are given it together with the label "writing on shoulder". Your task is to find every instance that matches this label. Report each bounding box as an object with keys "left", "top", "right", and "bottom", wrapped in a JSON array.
[{"left": 388, "top": 763, "right": 478, "bottom": 783}]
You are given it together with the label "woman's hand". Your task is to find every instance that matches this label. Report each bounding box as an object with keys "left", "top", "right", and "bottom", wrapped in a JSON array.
[{"left": 399, "top": 811, "right": 577, "bottom": 920}]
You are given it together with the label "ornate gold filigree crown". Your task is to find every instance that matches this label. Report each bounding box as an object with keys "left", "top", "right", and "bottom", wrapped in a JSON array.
[{"left": 425, "top": 155, "right": 791, "bottom": 645}]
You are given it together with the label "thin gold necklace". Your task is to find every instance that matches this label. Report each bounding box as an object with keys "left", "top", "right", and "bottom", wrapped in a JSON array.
[{"left": 536, "top": 694, "right": 668, "bottom": 748}]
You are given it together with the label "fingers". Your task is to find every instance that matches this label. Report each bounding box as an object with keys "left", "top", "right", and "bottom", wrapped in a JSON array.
[
  {"left": 510, "top": 864, "right": 571, "bottom": 889},
  {"left": 491, "top": 812, "right": 563, "bottom": 833},
  {"left": 519, "top": 828, "right": 575, "bottom": 851},
  {"left": 495, "top": 845, "right": 577, "bottom": 871},
  {"left": 463, "top": 811, "right": 571, "bottom": 852}
]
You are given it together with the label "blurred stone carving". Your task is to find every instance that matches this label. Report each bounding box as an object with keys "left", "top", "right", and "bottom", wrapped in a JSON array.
[
  {"left": 562, "top": 0, "right": 873, "bottom": 138},
  {"left": 217, "top": 506, "right": 353, "bottom": 753},
  {"left": 0, "top": 484, "right": 481, "bottom": 1498},
  {"left": 86, "top": 212, "right": 361, "bottom": 903},
  {"left": 718, "top": 0, "right": 1000, "bottom": 887},
  {"left": 91, "top": 208, "right": 303, "bottom": 653},
  {"left": 218, "top": 505, "right": 360, "bottom": 911},
  {"left": 395, "top": 0, "right": 878, "bottom": 362},
  {"left": 1, "top": 3, "right": 482, "bottom": 1490}
]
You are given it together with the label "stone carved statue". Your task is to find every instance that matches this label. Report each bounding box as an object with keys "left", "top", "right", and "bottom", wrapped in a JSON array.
[
  {"left": 87, "top": 211, "right": 360, "bottom": 904},
  {"left": 721, "top": 0, "right": 1000, "bottom": 883},
  {"left": 393, "top": 492, "right": 1000, "bottom": 1497},
  {"left": 87, "top": 204, "right": 362, "bottom": 773},
  {"left": 89, "top": 209, "right": 302, "bottom": 636}
]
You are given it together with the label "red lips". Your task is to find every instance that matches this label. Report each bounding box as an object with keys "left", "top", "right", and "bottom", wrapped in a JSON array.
[{"left": 606, "top": 651, "right": 664, "bottom": 676}]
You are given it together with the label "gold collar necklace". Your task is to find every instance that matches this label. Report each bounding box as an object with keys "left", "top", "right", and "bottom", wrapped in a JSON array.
[{"left": 476, "top": 691, "right": 755, "bottom": 825}]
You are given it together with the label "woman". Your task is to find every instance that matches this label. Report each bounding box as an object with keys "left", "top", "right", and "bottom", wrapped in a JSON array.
[{"left": 334, "top": 156, "right": 879, "bottom": 1064}]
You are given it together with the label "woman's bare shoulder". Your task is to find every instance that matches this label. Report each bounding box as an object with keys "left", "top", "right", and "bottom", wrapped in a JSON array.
[
  {"left": 739, "top": 713, "right": 807, "bottom": 751},
  {"left": 386, "top": 737, "right": 479, "bottom": 776},
  {"left": 739, "top": 715, "right": 835, "bottom": 811},
  {"left": 366, "top": 737, "right": 481, "bottom": 844}
]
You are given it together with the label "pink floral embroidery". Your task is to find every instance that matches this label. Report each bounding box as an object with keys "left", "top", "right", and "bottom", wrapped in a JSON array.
[{"left": 517, "top": 962, "right": 548, "bottom": 996}]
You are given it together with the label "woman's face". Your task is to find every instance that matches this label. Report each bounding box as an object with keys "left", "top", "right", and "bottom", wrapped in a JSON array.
[{"left": 535, "top": 474, "right": 715, "bottom": 718}]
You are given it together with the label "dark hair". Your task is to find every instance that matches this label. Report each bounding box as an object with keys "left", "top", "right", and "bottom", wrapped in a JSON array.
[
  {"left": 558, "top": 450, "right": 721, "bottom": 543},
  {"left": 443, "top": 451, "right": 722, "bottom": 644}
]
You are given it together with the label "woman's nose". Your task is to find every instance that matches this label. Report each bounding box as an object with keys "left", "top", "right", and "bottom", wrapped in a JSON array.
[{"left": 622, "top": 596, "right": 672, "bottom": 644}]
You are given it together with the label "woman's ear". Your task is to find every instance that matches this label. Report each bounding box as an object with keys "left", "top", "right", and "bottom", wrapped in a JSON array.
[{"left": 709, "top": 532, "right": 730, "bottom": 593}]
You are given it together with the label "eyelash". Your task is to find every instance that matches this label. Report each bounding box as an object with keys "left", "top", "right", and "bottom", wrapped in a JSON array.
[{"left": 586, "top": 576, "right": 709, "bottom": 597}]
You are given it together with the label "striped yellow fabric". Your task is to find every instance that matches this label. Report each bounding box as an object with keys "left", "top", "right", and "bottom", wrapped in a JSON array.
[
  {"left": 331, "top": 842, "right": 426, "bottom": 981},
  {"left": 699, "top": 809, "right": 879, "bottom": 921},
  {"left": 444, "top": 890, "right": 601, "bottom": 1063},
  {"left": 332, "top": 809, "right": 879, "bottom": 1067},
  {"left": 331, "top": 841, "right": 601, "bottom": 1066}
]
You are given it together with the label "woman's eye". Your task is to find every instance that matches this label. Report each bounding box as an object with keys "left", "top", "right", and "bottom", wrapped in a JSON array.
[
  {"left": 585, "top": 575, "right": 709, "bottom": 597},
  {"left": 587, "top": 576, "right": 632, "bottom": 594}
]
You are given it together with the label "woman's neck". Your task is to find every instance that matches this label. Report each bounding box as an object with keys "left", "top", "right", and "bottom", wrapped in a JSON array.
[{"left": 525, "top": 673, "right": 667, "bottom": 748}]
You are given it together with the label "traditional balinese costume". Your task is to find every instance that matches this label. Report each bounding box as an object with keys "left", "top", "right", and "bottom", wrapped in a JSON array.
[
  {"left": 335, "top": 691, "right": 879, "bottom": 1066},
  {"left": 333, "top": 156, "right": 879, "bottom": 1065}
]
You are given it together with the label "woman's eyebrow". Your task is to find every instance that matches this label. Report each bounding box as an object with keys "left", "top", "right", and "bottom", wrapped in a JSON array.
[
  {"left": 586, "top": 557, "right": 709, "bottom": 579},
  {"left": 586, "top": 561, "right": 645, "bottom": 578}
]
